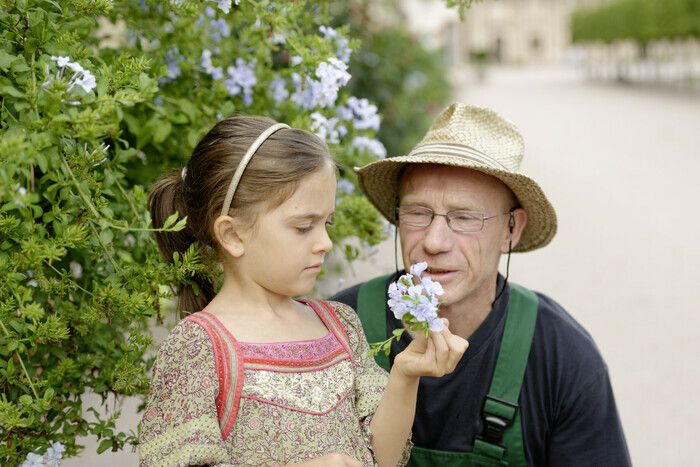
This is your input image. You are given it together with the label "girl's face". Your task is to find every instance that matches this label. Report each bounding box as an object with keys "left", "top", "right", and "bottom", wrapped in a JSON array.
[{"left": 236, "top": 164, "right": 336, "bottom": 298}]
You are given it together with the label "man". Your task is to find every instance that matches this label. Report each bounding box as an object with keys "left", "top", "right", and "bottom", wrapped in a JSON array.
[{"left": 332, "top": 104, "right": 631, "bottom": 466}]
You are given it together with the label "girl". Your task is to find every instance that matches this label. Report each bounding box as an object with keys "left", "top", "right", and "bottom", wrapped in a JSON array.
[{"left": 139, "top": 116, "right": 468, "bottom": 466}]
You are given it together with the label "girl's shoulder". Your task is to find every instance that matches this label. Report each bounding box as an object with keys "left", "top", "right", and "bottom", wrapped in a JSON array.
[
  {"left": 154, "top": 314, "right": 216, "bottom": 366},
  {"left": 315, "top": 300, "right": 365, "bottom": 345}
]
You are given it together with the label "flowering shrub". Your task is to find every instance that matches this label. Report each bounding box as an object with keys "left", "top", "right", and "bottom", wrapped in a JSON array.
[
  {"left": 369, "top": 262, "right": 445, "bottom": 357},
  {"left": 1, "top": 0, "right": 467, "bottom": 463},
  {"left": 0, "top": 0, "right": 393, "bottom": 463},
  {"left": 337, "top": 6, "right": 453, "bottom": 158}
]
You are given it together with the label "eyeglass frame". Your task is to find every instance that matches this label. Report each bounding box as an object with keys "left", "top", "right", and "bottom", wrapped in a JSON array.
[{"left": 395, "top": 205, "right": 516, "bottom": 233}]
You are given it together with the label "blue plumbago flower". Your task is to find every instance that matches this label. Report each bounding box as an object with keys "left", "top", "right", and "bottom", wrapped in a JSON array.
[
  {"left": 310, "top": 112, "right": 344, "bottom": 144},
  {"left": 21, "top": 441, "right": 66, "bottom": 467},
  {"left": 21, "top": 452, "right": 44, "bottom": 467},
  {"left": 370, "top": 261, "right": 445, "bottom": 357},
  {"left": 46, "top": 56, "right": 97, "bottom": 93},
  {"left": 291, "top": 58, "right": 351, "bottom": 110},
  {"left": 224, "top": 58, "right": 257, "bottom": 106},
  {"left": 314, "top": 57, "right": 350, "bottom": 107},
  {"left": 213, "top": 0, "right": 233, "bottom": 14},
  {"left": 44, "top": 442, "right": 66, "bottom": 467},
  {"left": 290, "top": 55, "right": 303, "bottom": 66},
  {"left": 201, "top": 49, "right": 224, "bottom": 80},
  {"left": 161, "top": 48, "right": 182, "bottom": 82},
  {"left": 268, "top": 76, "right": 288, "bottom": 104},
  {"left": 209, "top": 18, "right": 231, "bottom": 42},
  {"left": 337, "top": 96, "right": 380, "bottom": 130},
  {"left": 319, "top": 25, "right": 352, "bottom": 64},
  {"left": 270, "top": 33, "right": 286, "bottom": 45},
  {"left": 290, "top": 73, "right": 314, "bottom": 109},
  {"left": 337, "top": 178, "right": 355, "bottom": 195},
  {"left": 352, "top": 136, "right": 387, "bottom": 159}
]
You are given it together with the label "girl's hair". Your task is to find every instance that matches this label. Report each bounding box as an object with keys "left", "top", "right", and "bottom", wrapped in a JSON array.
[{"left": 148, "top": 115, "right": 334, "bottom": 316}]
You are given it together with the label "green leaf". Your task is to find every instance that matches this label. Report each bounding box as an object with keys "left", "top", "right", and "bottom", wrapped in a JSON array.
[
  {"left": 0, "top": 50, "right": 17, "bottom": 71},
  {"left": 172, "top": 216, "right": 187, "bottom": 232},
  {"left": 97, "top": 439, "right": 112, "bottom": 454},
  {"left": 151, "top": 120, "right": 172, "bottom": 144},
  {"left": 161, "top": 212, "right": 179, "bottom": 229},
  {"left": 0, "top": 85, "right": 25, "bottom": 98}
]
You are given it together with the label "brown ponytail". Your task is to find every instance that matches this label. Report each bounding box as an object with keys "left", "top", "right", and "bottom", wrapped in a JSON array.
[
  {"left": 148, "top": 115, "right": 334, "bottom": 317},
  {"left": 148, "top": 169, "right": 216, "bottom": 316}
]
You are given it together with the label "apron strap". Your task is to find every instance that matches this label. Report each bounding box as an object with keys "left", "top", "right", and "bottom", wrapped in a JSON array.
[
  {"left": 357, "top": 273, "right": 393, "bottom": 372},
  {"left": 473, "top": 283, "right": 538, "bottom": 466}
]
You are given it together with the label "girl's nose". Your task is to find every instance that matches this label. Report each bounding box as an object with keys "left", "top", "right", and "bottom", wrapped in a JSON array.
[{"left": 315, "top": 227, "right": 333, "bottom": 254}]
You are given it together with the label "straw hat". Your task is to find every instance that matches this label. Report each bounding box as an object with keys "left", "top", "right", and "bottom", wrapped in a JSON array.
[{"left": 356, "top": 103, "right": 557, "bottom": 252}]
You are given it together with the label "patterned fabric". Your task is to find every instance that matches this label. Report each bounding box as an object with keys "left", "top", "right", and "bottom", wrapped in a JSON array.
[{"left": 138, "top": 300, "right": 410, "bottom": 466}]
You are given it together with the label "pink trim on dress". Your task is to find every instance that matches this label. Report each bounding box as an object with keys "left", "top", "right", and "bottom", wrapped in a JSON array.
[
  {"left": 299, "top": 300, "right": 355, "bottom": 369},
  {"left": 185, "top": 312, "right": 245, "bottom": 441}
]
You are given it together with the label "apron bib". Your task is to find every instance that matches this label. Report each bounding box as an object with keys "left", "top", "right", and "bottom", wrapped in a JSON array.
[{"left": 358, "top": 276, "right": 538, "bottom": 467}]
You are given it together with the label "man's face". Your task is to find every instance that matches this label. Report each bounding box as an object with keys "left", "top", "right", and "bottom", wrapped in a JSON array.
[{"left": 398, "top": 164, "right": 515, "bottom": 308}]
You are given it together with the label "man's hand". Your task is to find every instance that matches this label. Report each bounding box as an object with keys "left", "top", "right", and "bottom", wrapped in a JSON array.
[{"left": 393, "top": 319, "right": 469, "bottom": 379}]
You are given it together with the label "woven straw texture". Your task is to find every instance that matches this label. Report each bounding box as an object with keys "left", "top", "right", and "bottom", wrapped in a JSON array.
[{"left": 357, "top": 104, "right": 557, "bottom": 252}]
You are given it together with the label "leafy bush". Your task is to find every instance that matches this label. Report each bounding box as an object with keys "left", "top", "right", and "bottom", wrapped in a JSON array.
[
  {"left": 0, "top": 0, "right": 391, "bottom": 463},
  {"left": 333, "top": 3, "right": 453, "bottom": 159}
]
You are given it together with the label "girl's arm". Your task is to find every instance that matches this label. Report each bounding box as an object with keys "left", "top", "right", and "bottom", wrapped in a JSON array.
[{"left": 369, "top": 325, "right": 468, "bottom": 466}]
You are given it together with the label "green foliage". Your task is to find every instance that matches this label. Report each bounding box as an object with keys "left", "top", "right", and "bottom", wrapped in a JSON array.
[
  {"left": 443, "top": 0, "right": 484, "bottom": 20},
  {"left": 1, "top": 0, "right": 471, "bottom": 462},
  {"left": 347, "top": 27, "right": 452, "bottom": 157},
  {"left": 0, "top": 0, "right": 390, "bottom": 463},
  {"left": 571, "top": 0, "right": 700, "bottom": 43},
  {"left": 334, "top": 4, "right": 453, "bottom": 158}
]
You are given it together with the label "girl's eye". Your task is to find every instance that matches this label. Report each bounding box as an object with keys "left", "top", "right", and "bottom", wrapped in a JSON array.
[
  {"left": 325, "top": 219, "right": 333, "bottom": 227},
  {"left": 296, "top": 226, "right": 313, "bottom": 233}
]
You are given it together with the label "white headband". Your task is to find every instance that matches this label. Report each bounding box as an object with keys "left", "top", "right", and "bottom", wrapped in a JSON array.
[{"left": 220, "top": 123, "right": 289, "bottom": 217}]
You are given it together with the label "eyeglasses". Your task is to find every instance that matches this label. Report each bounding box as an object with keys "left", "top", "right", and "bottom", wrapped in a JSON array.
[{"left": 396, "top": 205, "right": 513, "bottom": 233}]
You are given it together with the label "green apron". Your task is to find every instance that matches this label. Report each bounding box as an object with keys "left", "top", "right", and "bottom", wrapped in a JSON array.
[{"left": 357, "top": 275, "right": 538, "bottom": 467}]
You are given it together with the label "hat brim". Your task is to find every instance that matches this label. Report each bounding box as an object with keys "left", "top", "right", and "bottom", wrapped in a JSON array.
[{"left": 357, "top": 154, "right": 557, "bottom": 252}]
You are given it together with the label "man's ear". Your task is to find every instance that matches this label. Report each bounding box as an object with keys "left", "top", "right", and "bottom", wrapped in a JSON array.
[
  {"left": 213, "top": 215, "right": 247, "bottom": 258},
  {"left": 501, "top": 208, "right": 528, "bottom": 253}
]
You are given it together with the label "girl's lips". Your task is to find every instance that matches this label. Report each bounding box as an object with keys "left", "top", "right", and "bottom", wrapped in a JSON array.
[{"left": 304, "top": 264, "right": 322, "bottom": 273}]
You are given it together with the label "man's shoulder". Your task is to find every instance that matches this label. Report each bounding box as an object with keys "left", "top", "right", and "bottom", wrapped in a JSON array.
[
  {"left": 330, "top": 273, "right": 394, "bottom": 311},
  {"left": 530, "top": 289, "right": 597, "bottom": 348},
  {"left": 521, "top": 285, "right": 608, "bottom": 378},
  {"left": 330, "top": 282, "right": 364, "bottom": 311}
]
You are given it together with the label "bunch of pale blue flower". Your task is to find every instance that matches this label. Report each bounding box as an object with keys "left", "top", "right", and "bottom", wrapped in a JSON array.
[
  {"left": 369, "top": 262, "right": 445, "bottom": 357},
  {"left": 21, "top": 442, "right": 65, "bottom": 467},
  {"left": 44, "top": 56, "right": 97, "bottom": 94}
]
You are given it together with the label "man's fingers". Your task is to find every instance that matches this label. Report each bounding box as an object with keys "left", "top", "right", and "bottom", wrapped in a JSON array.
[
  {"left": 445, "top": 334, "right": 469, "bottom": 371},
  {"left": 429, "top": 329, "right": 450, "bottom": 375}
]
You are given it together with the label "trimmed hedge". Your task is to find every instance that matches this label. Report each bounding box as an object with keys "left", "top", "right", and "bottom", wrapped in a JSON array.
[{"left": 572, "top": 0, "right": 700, "bottom": 43}]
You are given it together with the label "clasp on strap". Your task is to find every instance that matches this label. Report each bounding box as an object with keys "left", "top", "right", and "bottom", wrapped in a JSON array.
[{"left": 479, "top": 395, "right": 519, "bottom": 446}]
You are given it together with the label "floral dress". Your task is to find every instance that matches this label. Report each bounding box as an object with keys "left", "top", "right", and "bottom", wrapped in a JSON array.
[{"left": 138, "top": 300, "right": 410, "bottom": 466}]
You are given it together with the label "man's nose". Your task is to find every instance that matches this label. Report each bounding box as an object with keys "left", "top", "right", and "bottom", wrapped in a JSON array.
[{"left": 422, "top": 215, "right": 453, "bottom": 254}]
